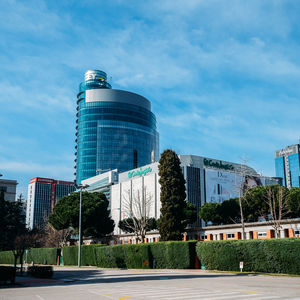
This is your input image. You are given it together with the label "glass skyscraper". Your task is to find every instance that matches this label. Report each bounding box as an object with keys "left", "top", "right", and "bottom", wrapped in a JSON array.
[
  {"left": 75, "top": 70, "right": 159, "bottom": 185},
  {"left": 275, "top": 142, "right": 300, "bottom": 188}
]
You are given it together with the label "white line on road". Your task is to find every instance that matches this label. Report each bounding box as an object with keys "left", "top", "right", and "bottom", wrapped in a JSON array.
[
  {"left": 89, "top": 289, "right": 115, "bottom": 299},
  {"left": 35, "top": 295, "right": 45, "bottom": 300}
]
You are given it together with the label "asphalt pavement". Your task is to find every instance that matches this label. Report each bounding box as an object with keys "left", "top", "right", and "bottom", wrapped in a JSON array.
[{"left": 1, "top": 267, "right": 300, "bottom": 300}]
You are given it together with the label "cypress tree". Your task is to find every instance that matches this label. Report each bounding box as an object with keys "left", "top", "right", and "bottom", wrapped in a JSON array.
[{"left": 158, "top": 149, "right": 186, "bottom": 241}]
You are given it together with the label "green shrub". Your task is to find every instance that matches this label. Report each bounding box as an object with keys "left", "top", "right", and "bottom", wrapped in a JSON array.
[
  {"left": 0, "top": 266, "right": 16, "bottom": 283},
  {"left": 63, "top": 244, "right": 106, "bottom": 266},
  {"left": 27, "top": 266, "right": 53, "bottom": 278},
  {"left": 95, "top": 244, "right": 152, "bottom": 269},
  {"left": 124, "top": 244, "right": 152, "bottom": 268},
  {"left": 0, "top": 251, "right": 15, "bottom": 265},
  {"left": 62, "top": 246, "right": 77, "bottom": 266},
  {"left": 150, "top": 241, "right": 196, "bottom": 269},
  {"left": 27, "top": 248, "right": 58, "bottom": 265},
  {"left": 196, "top": 238, "right": 300, "bottom": 275}
]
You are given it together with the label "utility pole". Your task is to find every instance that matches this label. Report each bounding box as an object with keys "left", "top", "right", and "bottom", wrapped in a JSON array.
[{"left": 76, "top": 183, "right": 89, "bottom": 267}]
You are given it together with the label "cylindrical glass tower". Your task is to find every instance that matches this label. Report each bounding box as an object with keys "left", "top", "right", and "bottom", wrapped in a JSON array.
[{"left": 75, "top": 70, "right": 159, "bottom": 185}]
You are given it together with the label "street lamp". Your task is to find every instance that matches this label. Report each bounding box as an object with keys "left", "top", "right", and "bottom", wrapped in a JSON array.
[{"left": 76, "top": 183, "right": 89, "bottom": 267}]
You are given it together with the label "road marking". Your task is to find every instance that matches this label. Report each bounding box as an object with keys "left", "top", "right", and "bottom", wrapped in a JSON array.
[
  {"left": 36, "top": 295, "right": 45, "bottom": 300},
  {"left": 119, "top": 297, "right": 131, "bottom": 299},
  {"left": 89, "top": 290, "right": 114, "bottom": 299}
]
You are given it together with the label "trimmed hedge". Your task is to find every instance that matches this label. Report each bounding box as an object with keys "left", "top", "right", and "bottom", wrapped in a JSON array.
[
  {"left": 28, "top": 248, "right": 58, "bottom": 265},
  {"left": 94, "top": 241, "right": 197, "bottom": 269},
  {"left": 0, "top": 248, "right": 57, "bottom": 265},
  {"left": 196, "top": 238, "right": 300, "bottom": 275},
  {"left": 63, "top": 244, "right": 106, "bottom": 266},
  {"left": 0, "top": 241, "right": 197, "bottom": 269},
  {"left": 0, "top": 251, "right": 16, "bottom": 265},
  {"left": 150, "top": 241, "right": 197, "bottom": 269},
  {"left": 95, "top": 244, "right": 152, "bottom": 269}
]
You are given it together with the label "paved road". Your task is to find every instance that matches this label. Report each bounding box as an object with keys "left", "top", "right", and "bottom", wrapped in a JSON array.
[{"left": 1, "top": 267, "right": 300, "bottom": 300}]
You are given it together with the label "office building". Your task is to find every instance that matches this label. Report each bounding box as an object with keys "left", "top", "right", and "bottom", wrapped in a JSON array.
[
  {"left": 275, "top": 142, "right": 300, "bottom": 188},
  {"left": 26, "top": 177, "right": 75, "bottom": 229},
  {"left": 75, "top": 70, "right": 159, "bottom": 185},
  {"left": 81, "top": 169, "right": 118, "bottom": 204},
  {"left": 84, "top": 155, "right": 281, "bottom": 234},
  {"left": 0, "top": 177, "right": 18, "bottom": 202}
]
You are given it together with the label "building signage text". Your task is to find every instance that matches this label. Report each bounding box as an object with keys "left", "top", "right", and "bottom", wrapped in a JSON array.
[
  {"left": 203, "top": 158, "right": 234, "bottom": 171},
  {"left": 128, "top": 167, "right": 152, "bottom": 178}
]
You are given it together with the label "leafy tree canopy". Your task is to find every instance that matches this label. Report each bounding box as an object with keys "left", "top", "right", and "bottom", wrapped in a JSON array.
[
  {"left": 158, "top": 149, "right": 186, "bottom": 241},
  {"left": 0, "top": 191, "right": 26, "bottom": 251},
  {"left": 49, "top": 192, "right": 114, "bottom": 239},
  {"left": 199, "top": 186, "right": 300, "bottom": 225},
  {"left": 199, "top": 202, "right": 222, "bottom": 225},
  {"left": 220, "top": 198, "right": 240, "bottom": 224},
  {"left": 118, "top": 217, "right": 157, "bottom": 234},
  {"left": 183, "top": 202, "right": 198, "bottom": 227},
  {"left": 287, "top": 187, "right": 300, "bottom": 218}
]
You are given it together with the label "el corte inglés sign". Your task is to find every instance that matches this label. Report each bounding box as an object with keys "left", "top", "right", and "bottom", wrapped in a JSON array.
[
  {"left": 128, "top": 167, "right": 152, "bottom": 178},
  {"left": 203, "top": 158, "right": 234, "bottom": 171}
]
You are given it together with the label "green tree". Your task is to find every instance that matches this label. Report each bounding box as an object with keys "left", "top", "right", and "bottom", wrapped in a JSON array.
[
  {"left": 243, "top": 186, "right": 269, "bottom": 222},
  {"left": 183, "top": 202, "right": 198, "bottom": 227},
  {"left": 199, "top": 202, "right": 222, "bottom": 225},
  {"left": 118, "top": 217, "right": 157, "bottom": 234},
  {"left": 0, "top": 192, "right": 39, "bottom": 270},
  {"left": 287, "top": 187, "right": 300, "bottom": 218},
  {"left": 220, "top": 198, "right": 240, "bottom": 224},
  {"left": 158, "top": 149, "right": 186, "bottom": 241},
  {"left": 199, "top": 199, "right": 239, "bottom": 225},
  {"left": 0, "top": 191, "right": 26, "bottom": 251},
  {"left": 49, "top": 192, "right": 114, "bottom": 239}
]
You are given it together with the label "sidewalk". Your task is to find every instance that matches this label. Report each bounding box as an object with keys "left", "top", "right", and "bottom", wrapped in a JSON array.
[{"left": 13, "top": 275, "right": 63, "bottom": 287}]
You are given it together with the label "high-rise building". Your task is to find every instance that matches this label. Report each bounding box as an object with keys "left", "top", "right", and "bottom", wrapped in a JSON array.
[
  {"left": 275, "top": 142, "right": 300, "bottom": 188},
  {"left": 26, "top": 177, "right": 75, "bottom": 229},
  {"left": 75, "top": 70, "right": 159, "bottom": 185}
]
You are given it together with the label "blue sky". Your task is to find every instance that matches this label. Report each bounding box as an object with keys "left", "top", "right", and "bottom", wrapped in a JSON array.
[{"left": 0, "top": 0, "right": 300, "bottom": 198}]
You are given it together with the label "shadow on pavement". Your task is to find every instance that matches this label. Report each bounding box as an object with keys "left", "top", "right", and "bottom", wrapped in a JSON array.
[{"left": 0, "top": 268, "right": 254, "bottom": 289}]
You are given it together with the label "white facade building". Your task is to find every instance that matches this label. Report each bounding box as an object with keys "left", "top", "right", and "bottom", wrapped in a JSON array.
[
  {"left": 111, "top": 163, "right": 160, "bottom": 234},
  {"left": 84, "top": 155, "right": 282, "bottom": 235}
]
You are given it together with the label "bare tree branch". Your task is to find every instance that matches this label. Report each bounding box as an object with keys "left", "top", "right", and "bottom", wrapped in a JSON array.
[{"left": 121, "top": 187, "right": 154, "bottom": 243}]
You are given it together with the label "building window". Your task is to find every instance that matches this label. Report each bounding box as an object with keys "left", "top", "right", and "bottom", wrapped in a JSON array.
[
  {"left": 294, "top": 230, "right": 300, "bottom": 235},
  {"left": 258, "top": 232, "right": 267, "bottom": 237},
  {"left": 227, "top": 233, "right": 235, "bottom": 239},
  {"left": 201, "top": 235, "right": 207, "bottom": 240}
]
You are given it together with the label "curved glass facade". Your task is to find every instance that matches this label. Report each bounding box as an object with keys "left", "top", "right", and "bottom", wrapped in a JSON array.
[{"left": 75, "top": 70, "right": 159, "bottom": 185}]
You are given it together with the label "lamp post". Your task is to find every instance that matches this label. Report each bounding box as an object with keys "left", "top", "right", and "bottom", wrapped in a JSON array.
[{"left": 76, "top": 183, "right": 89, "bottom": 267}]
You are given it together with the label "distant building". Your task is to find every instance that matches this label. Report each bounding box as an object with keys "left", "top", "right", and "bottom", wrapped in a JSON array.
[
  {"left": 82, "top": 154, "right": 281, "bottom": 233},
  {"left": 81, "top": 169, "right": 119, "bottom": 204},
  {"left": 26, "top": 177, "right": 76, "bottom": 229},
  {"left": 275, "top": 142, "right": 300, "bottom": 188},
  {"left": 0, "top": 178, "right": 18, "bottom": 202}
]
